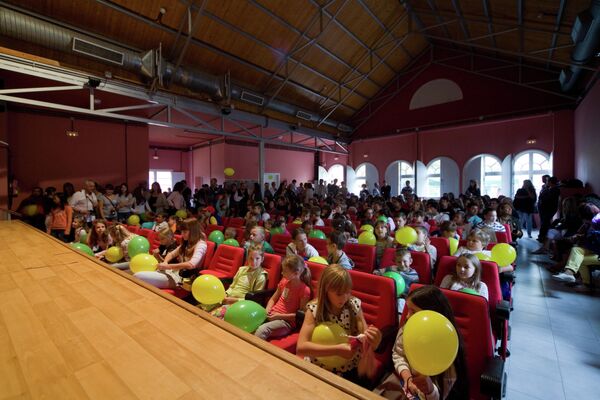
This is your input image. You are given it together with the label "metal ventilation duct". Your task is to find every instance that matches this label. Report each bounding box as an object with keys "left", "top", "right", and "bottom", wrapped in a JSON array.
[
  {"left": 560, "top": 0, "right": 600, "bottom": 92},
  {"left": 0, "top": 6, "right": 352, "bottom": 132}
]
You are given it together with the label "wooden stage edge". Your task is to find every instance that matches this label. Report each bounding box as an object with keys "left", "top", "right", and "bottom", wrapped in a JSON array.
[{"left": 4, "top": 220, "right": 381, "bottom": 399}]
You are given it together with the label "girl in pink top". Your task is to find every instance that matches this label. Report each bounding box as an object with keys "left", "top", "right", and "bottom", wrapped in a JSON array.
[{"left": 254, "top": 255, "right": 311, "bottom": 340}]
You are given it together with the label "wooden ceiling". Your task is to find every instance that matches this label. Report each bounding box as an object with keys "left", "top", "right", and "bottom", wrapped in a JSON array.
[{"left": 0, "top": 0, "right": 597, "bottom": 136}]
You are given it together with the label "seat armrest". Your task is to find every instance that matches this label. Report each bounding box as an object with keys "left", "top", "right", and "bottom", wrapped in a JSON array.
[
  {"left": 245, "top": 288, "right": 276, "bottom": 306},
  {"left": 295, "top": 310, "right": 305, "bottom": 328},
  {"left": 495, "top": 300, "right": 511, "bottom": 320},
  {"left": 480, "top": 356, "right": 506, "bottom": 399}
]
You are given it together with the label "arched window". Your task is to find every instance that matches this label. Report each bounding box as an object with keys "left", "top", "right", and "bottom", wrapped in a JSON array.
[
  {"left": 513, "top": 151, "right": 551, "bottom": 195},
  {"left": 328, "top": 164, "right": 344, "bottom": 186},
  {"left": 354, "top": 164, "right": 367, "bottom": 194},
  {"left": 481, "top": 156, "right": 502, "bottom": 197},
  {"left": 397, "top": 161, "right": 415, "bottom": 194},
  {"left": 425, "top": 160, "right": 441, "bottom": 198}
]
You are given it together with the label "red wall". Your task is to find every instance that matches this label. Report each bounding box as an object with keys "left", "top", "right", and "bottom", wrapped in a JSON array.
[
  {"left": 575, "top": 80, "right": 600, "bottom": 191},
  {"left": 148, "top": 148, "right": 191, "bottom": 182},
  {"left": 353, "top": 60, "right": 573, "bottom": 139},
  {"left": 350, "top": 111, "right": 574, "bottom": 181},
  {"left": 8, "top": 111, "right": 148, "bottom": 206},
  {"left": 0, "top": 111, "right": 7, "bottom": 209}
]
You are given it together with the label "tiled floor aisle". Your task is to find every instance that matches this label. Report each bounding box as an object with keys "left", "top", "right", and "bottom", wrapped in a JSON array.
[{"left": 505, "top": 236, "right": 600, "bottom": 400}]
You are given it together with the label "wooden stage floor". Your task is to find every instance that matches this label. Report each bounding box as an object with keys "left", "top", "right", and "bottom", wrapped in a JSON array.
[{"left": 0, "top": 221, "right": 380, "bottom": 399}]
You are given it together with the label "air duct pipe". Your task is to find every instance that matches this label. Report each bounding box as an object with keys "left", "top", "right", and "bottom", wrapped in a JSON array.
[
  {"left": 560, "top": 0, "right": 600, "bottom": 92},
  {"left": 0, "top": 6, "right": 352, "bottom": 132}
]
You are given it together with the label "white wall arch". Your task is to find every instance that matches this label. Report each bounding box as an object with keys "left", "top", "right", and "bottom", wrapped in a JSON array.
[
  {"left": 385, "top": 160, "right": 415, "bottom": 197},
  {"left": 463, "top": 153, "right": 504, "bottom": 197},
  {"left": 353, "top": 162, "right": 379, "bottom": 195},
  {"left": 420, "top": 157, "right": 459, "bottom": 198},
  {"left": 512, "top": 150, "right": 552, "bottom": 196},
  {"left": 317, "top": 166, "right": 328, "bottom": 183}
]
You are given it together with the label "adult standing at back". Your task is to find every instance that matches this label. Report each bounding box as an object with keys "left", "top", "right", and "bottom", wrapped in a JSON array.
[
  {"left": 401, "top": 180, "right": 413, "bottom": 198},
  {"left": 149, "top": 182, "right": 169, "bottom": 213},
  {"left": 381, "top": 180, "right": 391, "bottom": 200},
  {"left": 69, "top": 180, "right": 98, "bottom": 224},
  {"left": 537, "top": 176, "right": 560, "bottom": 243},
  {"left": 513, "top": 179, "right": 537, "bottom": 238},
  {"left": 168, "top": 181, "right": 186, "bottom": 212},
  {"left": 465, "top": 179, "right": 481, "bottom": 198},
  {"left": 116, "top": 183, "right": 134, "bottom": 222}
]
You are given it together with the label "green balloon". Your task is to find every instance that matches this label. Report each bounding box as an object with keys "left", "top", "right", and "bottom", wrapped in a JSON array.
[
  {"left": 383, "top": 271, "right": 406, "bottom": 297},
  {"left": 459, "top": 288, "right": 479, "bottom": 296},
  {"left": 224, "top": 300, "right": 267, "bottom": 333},
  {"left": 208, "top": 230, "right": 225, "bottom": 244},
  {"left": 309, "top": 229, "right": 326, "bottom": 239},
  {"left": 79, "top": 231, "right": 88, "bottom": 244},
  {"left": 270, "top": 226, "right": 285, "bottom": 235},
  {"left": 141, "top": 222, "right": 154, "bottom": 229},
  {"left": 377, "top": 215, "right": 388, "bottom": 223},
  {"left": 71, "top": 243, "right": 94, "bottom": 257},
  {"left": 128, "top": 236, "right": 150, "bottom": 258},
  {"left": 223, "top": 238, "right": 239, "bottom": 247}
]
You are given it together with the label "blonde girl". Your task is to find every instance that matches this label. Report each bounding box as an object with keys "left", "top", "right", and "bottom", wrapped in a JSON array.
[
  {"left": 374, "top": 220, "right": 394, "bottom": 268},
  {"left": 440, "top": 254, "right": 489, "bottom": 300},
  {"left": 87, "top": 219, "right": 112, "bottom": 254}
]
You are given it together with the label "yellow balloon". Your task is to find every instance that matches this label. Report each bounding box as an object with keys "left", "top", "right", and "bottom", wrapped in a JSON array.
[
  {"left": 449, "top": 237, "right": 458, "bottom": 256},
  {"left": 308, "top": 256, "right": 328, "bottom": 265},
  {"left": 209, "top": 216, "right": 217, "bottom": 225},
  {"left": 312, "top": 322, "right": 348, "bottom": 370},
  {"left": 360, "top": 224, "right": 374, "bottom": 232},
  {"left": 105, "top": 246, "right": 123, "bottom": 263},
  {"left": 403, "top": 310, "right": 459, "bottom": 376},
  {"left": 475, "top": 252, "right": 491, "bottom": 261},
  {"left": 224, "top": 167, "right": 235, "bottom": 177},
  {"left": 192, "top": 274, "right": 226, "bottom": 305},
  {"left": 358, "top": 231, "right": 376, "bottom": 246},
  {"left": 395, "top": 226, "right": 417, "bottom": 246},
  {"left": 130, "top": 253, "right": 158, "bottom": 274},
  {"left": 491, "top": 243, "right": 517, "bottom": 267},
  {"left": 23, "top": 204, "right": 38, "bottom": 217}
]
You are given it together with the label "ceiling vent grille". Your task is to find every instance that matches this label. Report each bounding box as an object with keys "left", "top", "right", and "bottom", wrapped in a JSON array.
[
  {"left": 72, "top": 37, "right": 124, "bottom": 65},
  {"left": 240, "top": 91, "right": 264, "bottom": 106},
  {"left": 296, "top": 111, "right": 313, "bottom": 121}
]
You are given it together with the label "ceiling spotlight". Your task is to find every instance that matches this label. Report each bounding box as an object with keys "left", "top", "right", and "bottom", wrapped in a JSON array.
[
  {"left": 153, "top": 148, "right": 160, "bottom": 160},
  {"left": 66, "top": 117, "right": 79, "bottom": 137}
]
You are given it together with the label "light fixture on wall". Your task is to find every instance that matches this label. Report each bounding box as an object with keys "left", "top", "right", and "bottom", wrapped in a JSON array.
[
  {"left": 66, "top": 117, "right": 79, "bottom": 137},
  {"left": 152, "top": 148, "right": 160, "bottom": 160},
  {"left": 334, "top": 156, "right": 339, "bottom": 161},
  {"left": 363, "top": 153, "right": 369, "bottom": 158},
  {"left": 526, "top": 138, "right": 537, "bottom": 145}
]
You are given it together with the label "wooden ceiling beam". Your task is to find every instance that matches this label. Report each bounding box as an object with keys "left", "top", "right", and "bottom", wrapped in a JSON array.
[
  {"left": 451, "top": 0, "right": 471, "bottom": 40},
  {"left": 93, "top": 0, "right": 357, "bottom": 113},
  {"left": 425, "top": 0, "right": 453, "bottom": 39},
  {"left": 481, "top": 0, "right": 497, "bottom": 48}
]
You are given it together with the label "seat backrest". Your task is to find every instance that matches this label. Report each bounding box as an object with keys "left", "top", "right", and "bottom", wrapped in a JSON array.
[
  {"left": 139, "top": 228, "right": 152, "bottom": 238},
  {"left": 344, "top": 243, "right": 376, "bottom": 273},
  {"left": 402, "top": 284, "right": 494, "bottom": 400},
  {"left": 147, "top": 231, "right": 160, "bottom": 251},
  {"left": 430, "top": 237, "right": 451, "bottom": 260},
  {"left": 205, "top": 225, "right": 224, "bottom": 234},
  {"left": 495, "top": 231, "right": 509, "bottom": 243},
  {"left": 174, "top": 234, "right": 182, "bottom": 245},
  {"left": 349, "top": 270, "right": 398, "bottom": 330},
  {"left": 227, "top": 217, "right": 245, "bottom": 228},
  {"left": 234, "top": 227, "right": 246, "bottom": 245},
  {"left": 202, "top": 240, "right": 216, "bottom": 269},
  {"left": 306, "top": 261, "right": 327, "bottom": 297},
  {"left": 410, "top": 251, "right": 432, "bottom": 284},
  {"left": 207, "top": 245, "right": 244, "bottom": 277},
  {"left": 307, "top": 237, "right": 328, "bottom": 257},
  {"left": 480, "top": 260, "right": 504, "bottom": 315},
  {"left": 261, "top": 253, "right": 282, "bottom": 290},
  {"left": 434, "top": 256, "right": 457, "bottom": 286},
  {"left": 324, "top": 219, "right": 333, "bottom": 226},
  {"left": 127, "top": 225, "right": 139, "bottom": 234},
  {"left": 270, "top": 234, "right": 292, "bottom": 257}
]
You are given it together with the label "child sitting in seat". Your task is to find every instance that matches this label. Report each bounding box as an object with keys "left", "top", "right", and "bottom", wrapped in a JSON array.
[
  {"left": 408, "top": 226, "right": 437, "bottom": 269},
  {"left": 98, "top": 224, "right": 139, "bottom": 270},
  {"left": 209, "top": 246, "right": 268, "bottom": 317},
  {"left": 374, "top": 248, "right": 419, "bottom": 313},
  {"left": 87, "top": 219, "right": 113, "bottom": 254},
  {"left": 152, "top": 228, "right": 179, "bottom": 263},
  {"left": 287, "top": 228, "right": 319, "bottom": 259},
  {"left": 454, "top": 229, "right": 492, "bottom": 259},
  {"left": 440, "top": 254, "right": 489, "bottom": 300},
  {"left": 223, "top": 227, "right": 237, "bottom": 241},
  {"left": 327, "top": 231, "right": 354, "bottom": 270},
  {"left": 297, "top": 264, "right": 382, "bottom": 385},
  {"left": 244, "top": 226, "right": 274, "bottom": 255},
  {"left": 312, "top": 206, "right": 325, "bottom": 227},
  {"left": 375, "top": 285, "right": 468, "bottom": 399},
  {"left": 71, "top": 215, "right": 88, "bottom": 244},
  {"left": 476, "top": 208, "right": 506, "bottom": 243},
  {"left": 254, "top": 255, "right": 310, "bottom": 340},
  {"left": 152, "top": 212, "right": 169, "bottom": 232},
  {"left": 374, "top": 220, "right": 395, "bottom": 268}
]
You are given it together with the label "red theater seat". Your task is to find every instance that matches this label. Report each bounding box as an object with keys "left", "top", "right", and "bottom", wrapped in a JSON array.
[
  {"left": 205, "top": 225, "right": 224, "bottom": 235},
  {"left": 403, "top": 285, "right": 506, "bottom": 400},
  {"left": 430, "top": 237, "right": 451, "bottom": 260},
  {"left": 380, "top": 248, "right": 432, "bottom": 285},
  {"left": 270, "top": 234, "right": 292, "bottom": 257},
  {"left": 307, "top": 237, "right": 328, "bottom": 257},
  {"left": 344, "top": 243, "right": 376, "bottom": 273},
  {"left": 435, "top": 256, "right": 510, "bottom": 359},
  {"left": 495, "top": 231, "right": 509, "bottom": 243},
  {"left": 147, "top": 231, "right": 160, "bottom": 251},
  {"left": 201, "top": 245, "right": 244, "bottom": 280},
  {"left": 138, "top": 228, "right": 152, "bottom": 238},
  {"left": 227, "top": 217, "right": 244, "bottom": 228},
  {"left": 203, "top": 240, "right": 216, "bottom": 269},
  {"left": 127, "top": 225, "right": 139, "bottom": 234},
  {"left": 317, "top": 226, "right": 333, "bottom": 236}
]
